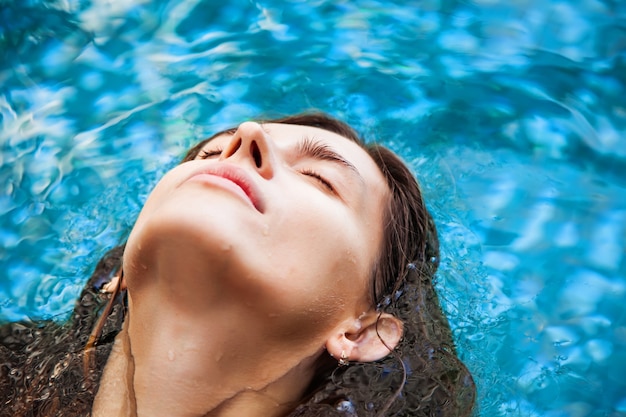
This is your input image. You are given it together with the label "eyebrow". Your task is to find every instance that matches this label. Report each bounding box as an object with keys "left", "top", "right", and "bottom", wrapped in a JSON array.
[{"left": 296, "top": 136, "right": 365, "bottom": 184}]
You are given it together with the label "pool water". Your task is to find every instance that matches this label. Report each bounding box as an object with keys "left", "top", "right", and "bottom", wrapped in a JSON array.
[{"left": 1, "top": 0, "right": 625, "bottom": 415}]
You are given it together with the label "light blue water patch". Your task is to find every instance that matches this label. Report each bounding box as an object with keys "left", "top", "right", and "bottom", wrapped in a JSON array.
[{"left": 1, "top": 0, "right": 625, "bottom": 415}]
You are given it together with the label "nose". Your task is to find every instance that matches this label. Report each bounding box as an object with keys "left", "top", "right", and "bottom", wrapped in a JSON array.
[{"left": 220, "top": 122, "right": 275, "bottom": 179}]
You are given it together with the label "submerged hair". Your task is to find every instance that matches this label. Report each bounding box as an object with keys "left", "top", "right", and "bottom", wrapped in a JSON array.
[
  {"left": 1, "top": 113, "right": 475, "bottom": 417},
  {"left": 0, "top": 246, "right": 126, "bottom": 417}
]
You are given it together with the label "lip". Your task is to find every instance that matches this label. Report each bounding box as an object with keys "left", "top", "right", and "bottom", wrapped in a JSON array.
[{"left": 185, "top": 163, "right": 265, "bottom": 213}]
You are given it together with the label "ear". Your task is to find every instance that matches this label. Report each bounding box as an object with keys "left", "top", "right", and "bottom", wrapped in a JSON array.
[{"left": 326, "top": 312, "right": 403, "bottom": 363}]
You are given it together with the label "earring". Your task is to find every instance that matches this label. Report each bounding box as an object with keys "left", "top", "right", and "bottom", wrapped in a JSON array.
[{"left": 338, "top": 350, "right": 349, "bottom": 367}]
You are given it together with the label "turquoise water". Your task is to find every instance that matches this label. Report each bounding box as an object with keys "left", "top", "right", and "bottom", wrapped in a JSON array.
[{"left": 1, "top": 0, "right": 625, "bottom": 415}]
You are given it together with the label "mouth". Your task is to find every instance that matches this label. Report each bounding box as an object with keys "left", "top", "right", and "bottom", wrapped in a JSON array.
[{"left": 186, "top": 164, "right": 265, "bottom": 213}]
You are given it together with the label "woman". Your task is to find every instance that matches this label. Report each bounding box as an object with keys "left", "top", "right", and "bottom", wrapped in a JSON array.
[{"left": 1, "top": 113, "right": 475, "bottom": 417}]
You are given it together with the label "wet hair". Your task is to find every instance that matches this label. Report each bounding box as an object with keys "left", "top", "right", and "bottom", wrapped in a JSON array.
[
  {"left": 0, "top": 113, "right": 475, "bottom": 417},
  {"left": 0, "top": 246, "right": 126, "bottom": 417}
]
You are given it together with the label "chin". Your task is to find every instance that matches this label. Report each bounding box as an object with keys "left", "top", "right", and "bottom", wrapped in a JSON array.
[{"left": 125, "top": 201, "right": 257, "bottom": 280}]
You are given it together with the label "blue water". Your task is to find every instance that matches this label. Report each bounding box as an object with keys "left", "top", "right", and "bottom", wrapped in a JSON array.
[{"left": 1, "top": 0, "right": 625, "bottom": 415}]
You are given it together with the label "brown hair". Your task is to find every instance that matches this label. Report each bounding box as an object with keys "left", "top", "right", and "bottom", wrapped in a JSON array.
[{"left": 0, "top": 113, "right": 475, "bottom": 417}]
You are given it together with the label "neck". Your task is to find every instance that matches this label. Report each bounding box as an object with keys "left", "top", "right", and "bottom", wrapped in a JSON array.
[{"left": 92, "top": 289, "right": 321, "bottom": 417}]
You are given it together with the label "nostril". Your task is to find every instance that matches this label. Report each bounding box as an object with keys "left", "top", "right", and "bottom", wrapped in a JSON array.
[{"left": 250, "top": 141, "right": 262, "bottom": 168}]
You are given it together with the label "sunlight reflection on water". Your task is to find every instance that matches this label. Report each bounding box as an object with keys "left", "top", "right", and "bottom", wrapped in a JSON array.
[{"left": 1, "top": 0, "right": 625, "bottom": 415}]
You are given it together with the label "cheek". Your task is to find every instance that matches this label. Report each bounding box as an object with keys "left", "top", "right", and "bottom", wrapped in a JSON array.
[
  {"left": 272, "top": 203, "right": 361, "bottom": 269},
  {"left": 248, "top": 201, "right": 371, "bottom": 316}
]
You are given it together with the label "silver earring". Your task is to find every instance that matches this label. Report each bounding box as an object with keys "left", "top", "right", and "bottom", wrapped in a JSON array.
[{"left": 338, "top": 350, "right": 349, "bottom": 366}]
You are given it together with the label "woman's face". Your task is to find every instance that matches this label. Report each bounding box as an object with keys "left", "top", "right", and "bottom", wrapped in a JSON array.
[{"left": 125, "top": 122, "right": 389, "bottom": 341}]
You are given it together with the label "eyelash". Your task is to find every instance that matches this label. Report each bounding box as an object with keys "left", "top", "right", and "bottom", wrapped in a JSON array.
[
  {"left": 199, "top": 148, "right": 223, "bottom": 159},
  {"left": 300, "top": 169, "right": 334, "bottom": 192}
]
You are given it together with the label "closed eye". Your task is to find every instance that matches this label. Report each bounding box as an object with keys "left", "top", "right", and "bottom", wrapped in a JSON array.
[
  {"left": 199, "top": 148, "right": 223, "bottom": 159},
  {"left": 300, "top": 169, "right": 335, "bottom": 193}
]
